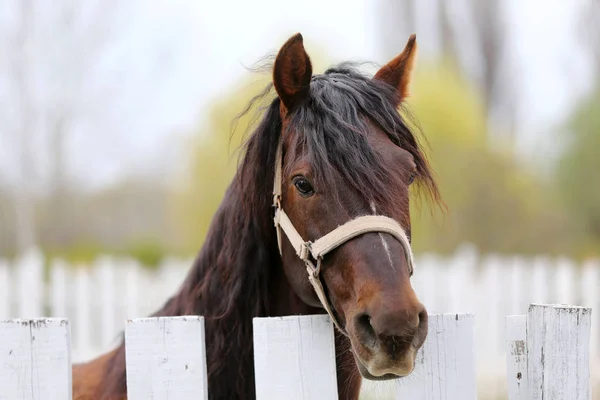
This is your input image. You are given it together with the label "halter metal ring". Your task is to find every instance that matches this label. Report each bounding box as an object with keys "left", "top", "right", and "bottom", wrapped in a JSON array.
[{"left": 304, "top": 256, "right": 322, "bottom": 277}]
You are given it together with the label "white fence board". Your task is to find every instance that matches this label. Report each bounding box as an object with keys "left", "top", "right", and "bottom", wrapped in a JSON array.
[
  {"left": 0, "top": 319, "right": 72, "bottom": 400},
  {"left": 531, "top": 257, "right": 550, "bottom": 304},
  {"left": 49, "top": 260, "right": 67, "bottom": 318},
  {"left": 96, "top": 257, "right": 115, "bottom": 349},
  {"left": 582, "top": 261, "right": 600, "bottom": 358},
  {"left": 253, "top": 315, "right": 338, "bottom": 400},
  {"left": 416, "top": 254, "right": 437, "bottom": 313},
  {"left": 125, "top": 316, "right": 208, "bottom": 400},
  {"left": 505, "top": 315, "right": 528, "bottom": 400},
  {"left": 1, "top": 250, "right": 600, "bottom": 397},
  {"left": 527, "top": 304, "right": 591, "bottom": 400},
  {"left": 395, "top": 313, "right": 477, "bottom": 399},
  {"left": 16, "top": 250, "right": 43, "bottom": 318},
  {"left": 74, "top": 266, "right": 91, "bottom": 358},
  {"left": 0, "top": 306, "right": 596, "bottom": 399},
  {"left": 556, "top": 258, "right": 577, "bottom": 305},
  {"left": 124, "top": 260, "right": 140, "bottom": 319},
  {"left": 475, "top": 256, "right": 503, "bottom": 382},
  {"left": 0, "top": 260, "right": 9, "bottom": 319}
]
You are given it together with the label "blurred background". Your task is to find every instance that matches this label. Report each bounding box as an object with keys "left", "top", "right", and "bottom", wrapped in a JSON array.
[
  {"left": 1, "top": 0, "right": 599, "bottom": 261},
  {"left": 0, "top": 0, "right": 599, "bottom": 398}
]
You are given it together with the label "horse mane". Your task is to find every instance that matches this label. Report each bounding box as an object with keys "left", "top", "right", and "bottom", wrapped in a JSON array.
[
  {"left": 99, "top": 98, "right": 283, "bottom": 399},
  {"left": 286, "top": 63, "right": 440, "bottom": 211},
  {"left": 96, "top": 62, "right": 439, "bottom": 400}
]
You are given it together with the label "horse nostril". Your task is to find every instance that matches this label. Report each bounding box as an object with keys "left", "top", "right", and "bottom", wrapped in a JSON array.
[{"left": 355, "top": 313, "right": 378, "bottom": 348}]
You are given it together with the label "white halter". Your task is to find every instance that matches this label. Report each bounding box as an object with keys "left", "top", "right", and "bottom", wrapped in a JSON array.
[{"left": 272, "top": 139, "right": 415, "bottom": 335}]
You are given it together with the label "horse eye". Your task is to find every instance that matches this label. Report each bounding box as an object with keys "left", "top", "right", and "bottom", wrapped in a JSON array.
[{"left": 293, "top": 176, "right": 314, "bottom": 196}]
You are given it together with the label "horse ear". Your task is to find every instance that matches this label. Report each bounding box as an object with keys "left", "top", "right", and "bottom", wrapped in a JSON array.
[
  {"left": 273, "top": 33, "right": 313, "bottom": 112},
  {"left": 373, "top": 33, "right": 418, "bottom": 104}
]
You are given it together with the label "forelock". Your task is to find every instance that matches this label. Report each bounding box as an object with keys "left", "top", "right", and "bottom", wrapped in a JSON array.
[{"left": 283, "top": 64, "right": 438, "bottom": 209}]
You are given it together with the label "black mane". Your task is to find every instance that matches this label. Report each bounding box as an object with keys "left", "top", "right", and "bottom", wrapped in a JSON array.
[
  {"left": 238, "top": 62, "right": 439, "bottom": 208},
  {"left": 288, "top": 64, "right": 438, "bottom": 206}
]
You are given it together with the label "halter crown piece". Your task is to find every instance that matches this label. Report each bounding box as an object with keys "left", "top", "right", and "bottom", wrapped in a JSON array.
[{"left": 272, "top": 139, "right": 415, "bottom": 336}]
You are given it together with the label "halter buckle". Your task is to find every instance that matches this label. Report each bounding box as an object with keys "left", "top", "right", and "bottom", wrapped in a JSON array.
[
  {"left": 272, "top": 194, "right": 281, "bottom": 209},
  {"left": 299, "top": 242, "right": 312, "bottom": 261}
]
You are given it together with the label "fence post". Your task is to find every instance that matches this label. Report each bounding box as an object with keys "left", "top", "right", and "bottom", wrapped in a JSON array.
[
  {"left": 530, "top": 257, "right": 549, "bottom": 304},
  {"left": 505, "top": 315, "right": 528, "bottom": 400},
  {"left": 0, "top": 318, "right": 72, "bottom": 399},
  {"left": 253, "top": 315, "right": 338, "bottom": 400},
  {"left": 0, "top": 259, "right": 10, "bottom": 319},
  {"left": 50, "top": 259, "right": 68, "bottom": 319},
  {"left": 395, "top": 313, "right": 477, "bottom": 399},
  {"left": 415, "top": 254, "right": 437, "bottom": 313},
  {"left": 96, "top": 256, "right": 116, "bottom": 349},
  {"left": 124, "top": 259, "right": 140, "bottom": 319},
  {"left": 581, "top": 260, "right": 599, "bottom": 361},
  {"left": 16, "top": 249, "right": 44, "bottom": 318},
  {"left": 555, "top": 258, "right": 577, "bottom": 305},
  {"left": 125, "top": 316, "right": 208, "bottom": 399},
  {"left": 527, "top": 304, "right": 591, "bottom": 400},
  {"left": 509, "top": 257, "right": 528, "bottom": 315},
  {"left": 74, "top": 265, "right": 91, "bottom": 360}
]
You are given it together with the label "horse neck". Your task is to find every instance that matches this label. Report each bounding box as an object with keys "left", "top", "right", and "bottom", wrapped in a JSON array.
[
  {"left": 153, "top": 181, "right": 318, "bottom": 398},
  {"left": 98, "top": 99, "right": 327, "bottom": 398},
  {"left": 172, "top": 186, "right": 275, "bottom": 316}
]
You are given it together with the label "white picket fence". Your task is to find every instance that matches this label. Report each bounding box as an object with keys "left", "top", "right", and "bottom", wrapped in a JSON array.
[
  {"left": 0, "top": 305, "right": 592, "bottom": 399},
  {"left": 1, "top": 245, "right": 599, "bottom": 398}
]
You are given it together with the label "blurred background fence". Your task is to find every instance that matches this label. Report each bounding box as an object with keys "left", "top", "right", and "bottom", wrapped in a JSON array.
[{"left": 1, "top": 246, "right": 600, "bottom": 398}]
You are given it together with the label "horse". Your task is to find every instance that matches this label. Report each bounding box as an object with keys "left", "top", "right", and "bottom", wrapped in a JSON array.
[{"left": 72, "top": 32, "right": 440, "bottom": 399}]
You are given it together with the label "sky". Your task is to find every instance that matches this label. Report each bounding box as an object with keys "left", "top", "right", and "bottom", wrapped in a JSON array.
[{"left": 0, "top": 0, "right": 595, "bottom": 191}]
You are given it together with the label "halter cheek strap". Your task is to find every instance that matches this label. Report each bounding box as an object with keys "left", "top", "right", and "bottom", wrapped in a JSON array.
[{"left": 272, "top": 139, "right": 415, "bottom": 336}]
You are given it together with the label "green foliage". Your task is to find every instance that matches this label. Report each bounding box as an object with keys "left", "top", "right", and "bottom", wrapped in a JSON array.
[
  {"left": 555, "top": 89, "right": 600, "bottom": 256},
  {"left": 43, "top": 239, "right": 167, "bottom": 269},
  {"left": 125, "top": 239, "right": 166, "bottom": 269},
  {"left": 406, "top": 63, "right": 572, "bottom": 256},
  {"left": 403, "top": 63, "right": 488, "bottom": 150},
  {"left": 44, "top": 242, "right": 105, "bottom": 265}
]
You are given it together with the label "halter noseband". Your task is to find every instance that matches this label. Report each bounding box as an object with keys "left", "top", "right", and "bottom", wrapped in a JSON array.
[{"left": 272, "top": 139, "right": 415, "bottom": 336}]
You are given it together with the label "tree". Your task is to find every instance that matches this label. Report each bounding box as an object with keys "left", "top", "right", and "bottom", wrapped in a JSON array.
[
  {"left": 555, "top": 90, "right": 600, "bottom": 257},
  {"left": 406, "top": 63, "right": 572, "bottom": 255},
  {"left": 376, "top": 0, "right": 518, "bottom": 142},
  {"left": 0, "top": 0, "right": 165, "bottom": 255},
  {"left": 34, "top": 0, "right": 122, "bottom": 249},
  {"left": 578, "top": 1, "right": 600, "bottom": 79},
  {"left": 0, "top": 0, "right": 124, "bottom": 254},
  {"left": 4, "top": 0, "right": 36, "bottom": 254},
  {"left": 375, "top": 0, "right": 415, "bottom": 61}
]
